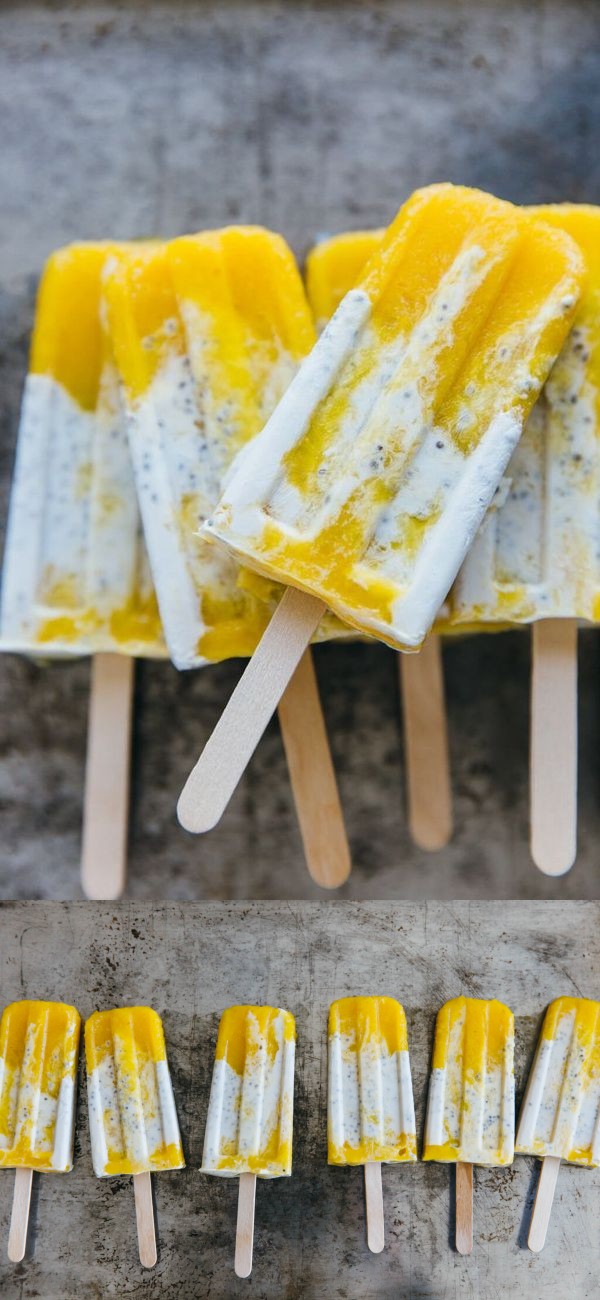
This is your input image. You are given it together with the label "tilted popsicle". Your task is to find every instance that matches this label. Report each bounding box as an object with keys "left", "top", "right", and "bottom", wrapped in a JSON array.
[
  {"left": 0, "top": 999, "right": 81, "bottom": 1261},
  {"left": 451, "top": 206, "right": 600, "bottom": 876},
  {"left": 105, "top": 233, "right": 350, "bottom": 887},
  {"left": 178, "top": 183, "right": 584, "bottom": 833},
  {"left": 516, "top": 996, "right": 600, "bottom": 1251},
  {"left": 328, "top": 996, "right": 416, "bottom": 1252},
  {"left": 85, "top": 1006, "right": 184, "bottom": 1266},
  {"left": 306, "top": 229, "right": 453, "bottom": 852},
  {"left": 423, "top": 996, "right": 515, "bottom": 1253},
  {"left": 202, "top": 1005, "right": 295, "bottom": 1276},
  {"left": 0, "top": 243, "right": 165, "bottom": 899}
]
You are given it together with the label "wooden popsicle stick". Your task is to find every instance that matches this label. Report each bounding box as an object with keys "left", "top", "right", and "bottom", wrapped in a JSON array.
[
  {"left": 456, "top": 1162, "right": 473, "bottom": 1255},
  {"left": 178, "top": 587, "right": 326, "bottom": 833},
  {"left": 8, "top": 1167, "right": 33, "bottom": 1262},
  {"left": 528, "top": 1155, "right": 561, "bottom": 1253},
  {"left": 278, "top": 648, "right": 351, "bottom": 888},
  {"left": 364, "top": 1161, "right": 384, "bottom": 1254},
  {"left": 81, "top": 652, "right": 135, "bottom": 900},
  {"left": 399, "top": 635, "right": 452, "bottom": 850},
  {"left": 235, "top": 1172, "right": 256, "bottom": 1278},
  {"left": 530, "top": 620, "right": 578, "bottom": 876},
  {"left": 133, "top": 1171, "right": 157, "bottom": 1268}
]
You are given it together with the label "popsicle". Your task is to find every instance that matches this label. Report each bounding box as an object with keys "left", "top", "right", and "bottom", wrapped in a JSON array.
[
  {"left": 179, "top": 183, "right": 584, "bottom": 833},
  {"left": 104, "top": 234, "right": 350, "bottom": 887},
  {"left": 306, "top": 230, "right": 452, "bottom": 851},
  {"left": 201, "top": 1004, "right": 295, "bottom": 1277},
  {"left": 328, "top": 996, "right": 416, "bottom": 1252},
  {"left": 516, "top": 996, "right": 600, "bottom": 1251},
  {"left": 423, "top": 996, "right": 515, "bottom": 1254},
  {"left": 85, "top": 1006, "right": 184, "bottom": 1267},
  {"left": 0, "top": 242, "right": 165, "bottom": 898},
  {"left": 451, "top": 205, "right": 600, "bottom": 875},
  {"left": 0, "top": 999, "right": 81, "bottom": 1261}
]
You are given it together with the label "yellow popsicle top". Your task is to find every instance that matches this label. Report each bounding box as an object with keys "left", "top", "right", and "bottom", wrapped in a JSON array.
[
  {"left": 0, "top": 999, "right": 81, "bottom": 1172},
  {"left": 541, "top": 995, "right": 600, "bottom": 1044},
  {"left": 431, "top": 995, "right": 513, "bottom": 1072},
  {"left": 305, "top": 229, "right": 384, "bottom": 329},
  {"left": 215, "top": 1004, "right": 296, "bottom": 1077},
  {"left": 328, "top": 995, "right": 408, "bottom": 1054},
  {"left": 30, "top": 242, "right": 114, "bottom": 411},
  {"left": 85, "top": 1005, "right": 168, "bottom": 1072}
]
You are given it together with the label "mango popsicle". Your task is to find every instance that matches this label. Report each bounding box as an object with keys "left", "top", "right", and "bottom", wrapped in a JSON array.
[
  {"left": 179, "top": 183, "right": 583, "bottom": 833},
  {"left": 0, "top": 999, "right": 81, "bottom": 1261},
  {"left": 85, "top": 1006, "right": 184, "bottom": 1267},
  {"left": 0, "top": 243, "right": 166, "bottom": 900},
  {"left": 423, "top": 996, "right": 514, "bottom": 1253},
  {"left": 202, "top": 1005, "right": 295, "bottom": 1276},
  {"left": 106, "top": 234, "right": 349, "bottom": 886},
  {"left": 516, "top": 997, "right": 600, "bottom": 1251},
  {"left": 328, "top": 996, "right": 416, "bottom": 1253},
  {"left": 306, "top": 229, "right": 452, "bottom": 852},
  {"left": 451, "top": 206, "right": 600, "bottom": 876}
]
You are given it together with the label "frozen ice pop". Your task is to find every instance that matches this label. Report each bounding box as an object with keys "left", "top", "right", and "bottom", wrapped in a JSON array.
[
  {"left": 179, "top": 183, "right": 583, "bottom": 833},
  {"left": 0, "top": 999, "right": 80, "bottom": 1261},
  {"left": 202, "top": 1005, "right": 295, "bottom": 1276},
  {"left": 516, "top": 996, "right": 600, "bottom": 1251},
  {"left": 423, "top": 996, "right": 515, "bottom": 1253},
  {"left": 105, "top": 233, "right": 350, "bottom": 886},
  {"left": 451, "top": 205, "right": 600, "bottom": 876},
  {"left": 0, "top": 243, "right": 166, "bottom": 899},
  {"left": 85, "top": 1006, "right": 184, "bottom": 1267},
  {"left": 328, "top": 996, "right": 416, "bottom": 1252},
  {"left": 306, "top": 230, "right": 452, "bottom": 852}
]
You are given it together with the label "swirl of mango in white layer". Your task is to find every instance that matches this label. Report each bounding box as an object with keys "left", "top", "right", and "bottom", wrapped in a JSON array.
[
  {"left": 0, "top": 1000, "right": 80, "bottom": 1172},
  {"left": 0, "top": 242, "right": 166, "bottom": 657},
  {"left": 204, "top": 184, "right": 584, "bottom": 651},
  {"left": 201, "top": 1005, "right": 295, "bottom": 1177},
  {"left": 103, "top": 231, "right": 320, "bottom": 667},
  {"left": 516, "top": 996, "right": 600, "bottom": 1167},
  {"left": 85, "top": 1006, "right": 184, "bottom": 1177},
  {"left": 327, "top": 995, "right": 417, "bottom": 1166},
  {"left": 423, "top": 996, "right": 515, "bottom": 1166},
  {"left": 451, "top": 206, "right": 600, "bottom": 629}
]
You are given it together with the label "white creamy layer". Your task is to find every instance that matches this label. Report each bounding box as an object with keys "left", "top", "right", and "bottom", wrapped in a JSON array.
[
  {"left": 454, "top": 323, "right": 600, "bottom": 622},
  {"left": 201, "top": 1010, "right": 294, "bottom": 1178},
  {"left": 87, "top": 1054, "right": 182, "bottom": 1177},
  {"left": 205, "top": 243, "right": 572, "bottom": 648},
  {"left": 516, "top": 1010, "right": 600, "bottom": 1166},
  {"left": 425, "top": 1015, "right": 514, "bottom": 1165},
  {"left": 0, "top": 371, "right": 163, "bottom": 657},
  {"left": 327, "top": 1032, "right": 416, "bottom": 1161},
  {"left": 0, "top": 1020, "right": 76, "bottom": 1171}
]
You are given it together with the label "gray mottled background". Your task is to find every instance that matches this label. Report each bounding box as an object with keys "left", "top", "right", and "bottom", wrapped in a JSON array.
[
  {"left": 0, "top": 900, "right": 598, "bottom": 1299},
  {"left": 1, "top": 0, "right": 600, "bottom": 901}
]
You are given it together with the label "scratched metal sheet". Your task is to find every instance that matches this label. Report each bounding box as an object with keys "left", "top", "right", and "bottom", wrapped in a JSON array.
[
  {"left": 0, "top": 900, "right": 597, "bottom": 1298},
  {"left": 1, "top": 1, "right": 600, "bottom": 902}
]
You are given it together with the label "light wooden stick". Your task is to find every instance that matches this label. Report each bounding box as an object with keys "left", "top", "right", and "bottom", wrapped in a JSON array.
[
  {"left": 81, "top": 652, "right": 134, "bottom": 900},
  {"left": 399, "top": 635, "right": 452, "bottom": 850},
  {"left": 278, "top": 648, "right": 351, "bottom": 888},
  {"left": 235, "top": 1172, "right": 256, "bottom": 1278},
  {"left": 8, "top": 1167, "right": 33, "bottom": 1262},
  {"left": 528, "top": 1155, "right": 561, "bottom": 1253},
  {"left": 364, "top": 1162, "right": 384, "bottom": 1253},
  {"left": 530, "top": 620, "right": 578, "bottom": 875},
  {"left": 133, "top": 1171, "right": 157, "bottom": 1268},
  {"left": 178, "top": 587, "right": 325, "bottom": 833},
  {"left": 456, "top": 1162, "right": 473, "bottom": 1255}
]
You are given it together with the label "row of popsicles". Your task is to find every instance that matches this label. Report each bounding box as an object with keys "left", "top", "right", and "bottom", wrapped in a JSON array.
[
  {"left": 2, "top": 186, "right": 599, "bottom": 892},
  {"left": 1, "top": 995, "right": 598, "bottom": 1275}
]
